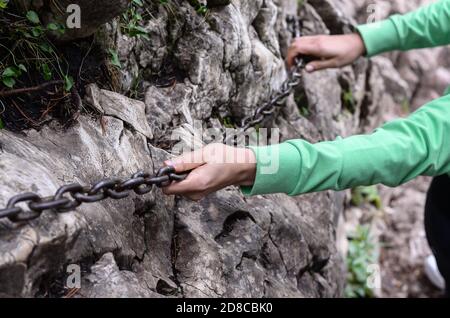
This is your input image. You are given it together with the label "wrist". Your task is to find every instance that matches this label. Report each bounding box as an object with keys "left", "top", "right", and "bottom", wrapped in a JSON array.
[
  {"left": 235, "top": 148, "right": 257, "bottom": 186},
  {"left": 352, "top": 32, "right": 366, "bottom": 56}
]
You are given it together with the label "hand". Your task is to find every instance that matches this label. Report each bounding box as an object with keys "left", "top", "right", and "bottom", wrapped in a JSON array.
[
  {"left": 286, "top": 33, "right": 366, "bottom": 72},
  {"left": 162, "top": 143, "right": 257, "bottom": 201}
]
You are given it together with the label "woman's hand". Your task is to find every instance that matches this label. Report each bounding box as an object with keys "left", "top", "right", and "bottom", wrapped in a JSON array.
[
  {"left": 162, "top": 143, "right": 257, "bottom": 201},
  {"left": 287, "top": 33, "right": 366, "bottom": 72}
]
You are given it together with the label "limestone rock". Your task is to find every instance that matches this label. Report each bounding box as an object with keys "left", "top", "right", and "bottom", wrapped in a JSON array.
[{"left": 0, "top": 0, "right": 412, "bottom": 298}]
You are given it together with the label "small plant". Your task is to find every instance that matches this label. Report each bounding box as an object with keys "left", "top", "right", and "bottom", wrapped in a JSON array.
[
  {"left": 342, "top": 88, "right": 356, "bottom": 113},
  {"left": 188, "top": 0, "right": 209, "bottom": 16},
  {"left": 295, "top": 92, "right": 310, "bottom": 117},
  {"left": 108, "top": 49, "right": 122, "bottom": 68},
  {"left": 2, "top": 64, "right": 26, "bottom": 88},
  {"left": 345, "top": 225, "right": 379, "bottom": 298},
  {"left": 0, "top": 0, "right": 8, "bottom": 10},
  {"left": 299, "top": 105, "right": 309, "bottom": 117},
  {"left": 351, "top": 185, "right": 382, "bottom": 209},
  {"left": 222, "top": 116, "right": 235, "bottom": 128},
  {"left": 120, "top": 0, "right": 150, "bottom": 40},
  {"left": 0, "top": 4, "right": 71, "bottom": 90}
]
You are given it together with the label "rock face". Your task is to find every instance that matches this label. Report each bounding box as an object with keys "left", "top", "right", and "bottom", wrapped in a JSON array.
[{"left": 0, "top": 0, "right": 412, "bottom": 298}]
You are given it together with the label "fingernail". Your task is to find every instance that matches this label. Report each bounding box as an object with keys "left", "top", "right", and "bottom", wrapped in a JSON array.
[
  {"left": 305, "top": 64, "right": 314, "bottom": 72},
  {"left": 165, "top": 160, "right": 174, "bottom": 167}
]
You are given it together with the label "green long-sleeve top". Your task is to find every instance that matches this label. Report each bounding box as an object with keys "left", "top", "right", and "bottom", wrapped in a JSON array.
[{"left": 243, "top": 0, "right": 450, "bottom": 196}]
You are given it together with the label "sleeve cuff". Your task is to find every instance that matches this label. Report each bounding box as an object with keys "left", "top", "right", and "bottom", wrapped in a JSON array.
[
  {"left": 357, "top": 18, "right": 401, "bottom": 57},
  {"left": 240, "top": 142, "right": 302, "bottom": 196}
]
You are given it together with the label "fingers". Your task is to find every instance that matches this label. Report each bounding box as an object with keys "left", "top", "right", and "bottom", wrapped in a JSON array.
[
  {"left": 164, "top": 147, "right": 206, "bottom": 173},
  {"left": 162, "top": 166, "right": 209, "bottom": 196},
  {"left": 305, "top": 58, "right": 340, "bottom": 72},
  {"left": 286, "top": 36, "right": 323, "bottom": 68}
]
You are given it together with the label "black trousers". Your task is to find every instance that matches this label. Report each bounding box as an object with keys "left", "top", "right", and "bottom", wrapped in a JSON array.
[{"left": 425, "top": 174, "right": 450, "bottom": 296}]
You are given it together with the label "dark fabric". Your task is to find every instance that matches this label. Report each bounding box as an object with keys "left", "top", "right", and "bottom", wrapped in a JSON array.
[{"left": 425, "top": 174, "right": 450, "bottom": 297}]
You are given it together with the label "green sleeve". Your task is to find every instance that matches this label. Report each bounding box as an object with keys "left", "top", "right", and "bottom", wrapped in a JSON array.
[
  {"left": 356, "top": 0, "right": 450, "bottom": 57},
  {"left": 242, "top": 94, "right": 450, "bottom": 196}
]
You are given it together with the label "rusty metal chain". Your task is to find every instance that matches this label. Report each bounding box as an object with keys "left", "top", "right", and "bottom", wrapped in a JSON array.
[
  {"left": 223, "top": 15, "right": 305, "bottom": 144},
  {"left": 0, "top": 166, "right": 187, "bottom": 223}
]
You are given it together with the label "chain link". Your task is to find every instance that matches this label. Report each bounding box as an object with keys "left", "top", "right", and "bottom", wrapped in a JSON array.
[{"left": 0, "top": 167, "right": 187, "bottom": 223}]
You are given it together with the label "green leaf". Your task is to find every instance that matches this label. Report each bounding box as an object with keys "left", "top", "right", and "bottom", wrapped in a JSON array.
[
  {"left": 0, "top": 117, "right": 4, "bottom": 129},
  {"left": 18, "top": 64, "right": 27, "bottom": 73},
  {"left": 39, "top": 42, "right": 54, "bottom": 53},
  {"left": 64, "top": 75, "right": 74, "bottom": 92},
  {"left": 41, "top": 63, "right": 52, "bottom": 80},
  {"left": 31, "top": 26, "right": 43, "bottom": 37},
  {"left": 26, "top": 10, "right": 40, "bottom": 24},
  {"left": 46, "top": 22, "right": 59, "bottom": 31},
  {"left": 2, "top": 77, "right": 15, "bottom": 88},
  {"left": 108, "top": 49, "right": 122, "bottom": 68},
  {"left": 2, "top": 66, "right": 18, "bottom": 78},
  {"left": 0, "top": 0, "right": 8, "bottom": 10},
  {"left": 132, "top": 0, "right": 144, "bottom": 6}
]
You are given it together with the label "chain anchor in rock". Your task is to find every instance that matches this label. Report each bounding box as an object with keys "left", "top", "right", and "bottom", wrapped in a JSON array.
[{"left": 0, "top": 166, "right": 187, "bottom": 223}]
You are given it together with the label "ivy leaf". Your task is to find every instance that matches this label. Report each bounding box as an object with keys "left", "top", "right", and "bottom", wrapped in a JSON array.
[
  {"left": 46, "top": 22, "right": 66, "bottom": 35},
  {"left": 46, "top": 23, "right": 59, "bottom": 31},
  {"left": 31, "top": 26, "right": 43, "bottom": 37},
  {"left": 2, "top": 66, "right": 18, "bottom": 78},
  {"left": 2, "top": 77, "right": 16, "bottom": 88},
  {"left": 64, "top": 75, "right": 74, "bottom": 92},
  {"left": 26, "top": 10, "right": 40, "bottom": 24}
]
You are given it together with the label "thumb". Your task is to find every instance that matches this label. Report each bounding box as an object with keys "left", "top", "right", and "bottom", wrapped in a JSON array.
[
  {"left": 305, "top": 58, "right": 340, "bottom": 72},
  {"left": 165, "top": 148, "right": 206, "bottom": 173}
]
